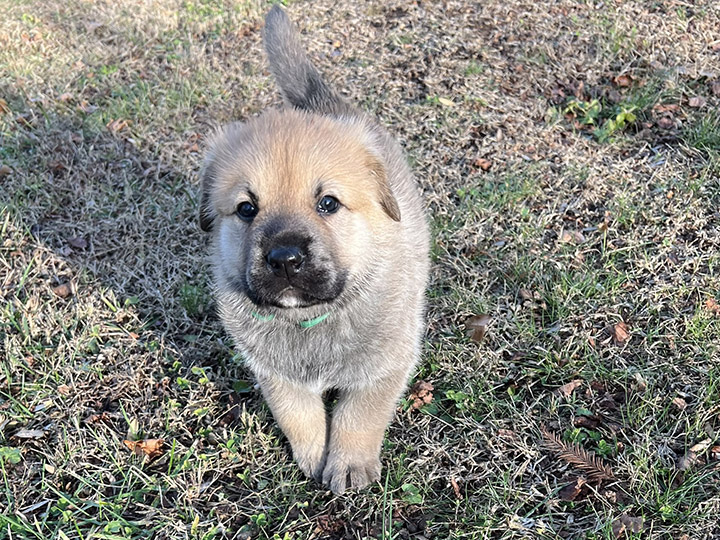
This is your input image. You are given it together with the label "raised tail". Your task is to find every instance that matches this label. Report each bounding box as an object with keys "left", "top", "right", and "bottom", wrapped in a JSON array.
[{"left": 263, "top": 5, "right": 353, "bottom": 116}]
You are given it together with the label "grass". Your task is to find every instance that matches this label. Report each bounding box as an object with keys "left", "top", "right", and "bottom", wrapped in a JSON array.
[{"left": 1, "top": 0, "right": 720, "bottom": 539}]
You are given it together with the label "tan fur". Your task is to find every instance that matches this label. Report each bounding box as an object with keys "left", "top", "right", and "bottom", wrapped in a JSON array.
[{"left": 199, "top": 7, "right": 429, "bottom": 494}]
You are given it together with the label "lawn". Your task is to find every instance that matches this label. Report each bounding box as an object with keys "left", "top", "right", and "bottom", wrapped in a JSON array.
[{"left": 1, "top": 0, "right": 719, "bottom": 538}]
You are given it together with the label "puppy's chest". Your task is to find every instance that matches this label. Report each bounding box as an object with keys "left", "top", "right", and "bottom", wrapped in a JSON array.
[{"left": 237, "top": 319, "right": 383, "bottom": 387}]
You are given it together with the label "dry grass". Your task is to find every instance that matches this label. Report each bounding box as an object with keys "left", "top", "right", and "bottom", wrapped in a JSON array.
[{"left": 2, "top": 0, "right": 720, "bottom": 538}]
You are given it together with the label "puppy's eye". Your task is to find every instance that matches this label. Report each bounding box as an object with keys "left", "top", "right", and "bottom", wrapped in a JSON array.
[
  {"left": 236, "top": 201, "right": 258, "bottom": 222},
  {"left": 316, "top": 195, "right": 340, "bottom": 215}
]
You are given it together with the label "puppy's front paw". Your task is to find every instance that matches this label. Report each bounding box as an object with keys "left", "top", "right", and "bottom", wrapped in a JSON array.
[
  {"left": 322, "top": 450, "right": 381, "bottom": 495},
  {"left": 293, "top": 440, "right": 327, "bottom": 482}
]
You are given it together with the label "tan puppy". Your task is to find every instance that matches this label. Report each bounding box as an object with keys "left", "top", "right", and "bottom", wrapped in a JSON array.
[{"left": 199, "top": 6, "right": 429, "bottom": 494}]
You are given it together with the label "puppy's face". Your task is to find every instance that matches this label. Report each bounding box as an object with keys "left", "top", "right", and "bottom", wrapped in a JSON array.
[{"left": 200, "top": 110, "right": 400, "bottom": 309}]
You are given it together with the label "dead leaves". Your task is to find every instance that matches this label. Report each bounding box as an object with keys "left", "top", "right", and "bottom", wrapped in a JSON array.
[
  {"left": 557, "top": 476, "right": 587, "bottom": 502},
  {"left": 52, "top": 282, "right": 73, "bottom": 299},
  {"left": 557, "top": 379, "right": 582, "bottom": 398},
  {"left": 610, "top": 321, "right": 630, "bottom": 346},
  {"left": 465, "top": 314, "right": 491, "bottom": 343},
  {"left": 705, "top": 298, "right": 720, "bottom": 316},
  {"left": 123, "top": 439, "right": 164, "bottom": 462},
  {"left": 408, "top": 381, "right": 434, "bottom": 410},
  {"left": 542, "top": 427, "right": 614, "bottom": 483},
  {"left": 611, "top": 515, "right": 643, "bottom": 538}
]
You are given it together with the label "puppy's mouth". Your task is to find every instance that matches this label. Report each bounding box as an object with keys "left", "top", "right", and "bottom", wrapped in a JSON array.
[{"left": 241, "top": 274, "right": 346, "bottom": 309}]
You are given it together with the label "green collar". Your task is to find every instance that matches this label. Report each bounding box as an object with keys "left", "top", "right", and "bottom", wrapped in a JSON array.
[{"left": 251, "top": 311, "right": 330, "bottom": 329}]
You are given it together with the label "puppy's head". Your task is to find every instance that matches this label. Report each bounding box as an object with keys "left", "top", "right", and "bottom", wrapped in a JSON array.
[{"left": 199, "top": 109, "right": 400, "bottom": 309}]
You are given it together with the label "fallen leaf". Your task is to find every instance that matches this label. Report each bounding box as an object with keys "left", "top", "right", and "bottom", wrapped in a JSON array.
[
  {"left": 0, "top": 164, "right": 12, "bottom": 177},
  {"left": 672, "top": 396, "right": 687, "bottom": 410},
  {"left": 677, "top": 450, "right": 699, "bottom": 471},
  {"left": 106, "top": 118, "right": 128, "bottom": 133},
  {"left": 67, "top": 236, "right": 88, "bottom": 250},
  {"left": 450, "top": 476, "right": 461, "bottom": 499},
  {"left": 574, "top": 415, "right": 601, "bottom": 429},
  {"left": 613, "top": 74, "right": 633, "bottom": 87},
  {"left": 689, "top": 439, "right": 712, "bottom": 453},
  {"left": 52, "top": 283, "right": 72, "bottom": 298},
  {"left": 652, "top": 103, "right": 679, "bottom": 114},
  {"left": 688, "top": 96, "right": 706, "bottom": 108},
  {"left": 78, "top": 101, "right": 98, "bottom": 113},
  {"left": 409, "top": 380, "right": 434, "bottom": 410},
  {"left": 58, "top": 93, "right": 73, "bottom": 102},
  {"left": 84, "top": 412, "right": 111, "bottom": 424},
  {"left": 438, "top": 97, "right": 455, "bottom": 107},
  {"left": 13, "top": 429, "right": 45, "bottom": 439},
  {"left": 474, "top": 157, "right": 492, "bottom": 171},
  {"left": 123, "top": 439, "right": 164, "bottom": 461},
  {"left": 612, "top": 322, "right": 630, "bottom": 345},
  {"left": 57, "top": 385, "right": 71, "bottom": 396},
  {"left": 656, "top": 116, "right": 675, "bottom": 129},
  {"left": 611, "top": 514, "right": 643, "bottom": 538},
  {"left": 558, "top": 477, "right": 586, "bottom": 501},
  {"left": 705, "top": 298, "right": 720, "bottom": 315},
  {"left": 558, "top": 379, "right": 583, "bottom": 398},
  {"left": 465, "top": 314, "right": 491, "bottom": 343},
  {"left": 559, "top": 230, "right": 585, "bottom": 244},
  {"left": 0, "top": 98, "right": 9, "bottom": 114}
]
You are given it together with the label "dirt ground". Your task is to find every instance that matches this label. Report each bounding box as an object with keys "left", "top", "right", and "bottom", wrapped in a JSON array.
[{"left": 1, "top": 0, "right": 719, "bottom": 538}]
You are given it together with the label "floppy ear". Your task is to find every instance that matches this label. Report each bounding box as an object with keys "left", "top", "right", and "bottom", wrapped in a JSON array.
[
  {"left": 198, "top": 156, "right": 217, "bottom": 232},
  {"left": 366, "top": 153, "right": 401, "bottom": 222}
]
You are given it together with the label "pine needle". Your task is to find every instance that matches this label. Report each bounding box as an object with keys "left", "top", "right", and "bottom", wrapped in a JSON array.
[{"left": 542, "top": 426, "right": 615, "bottom": 483}]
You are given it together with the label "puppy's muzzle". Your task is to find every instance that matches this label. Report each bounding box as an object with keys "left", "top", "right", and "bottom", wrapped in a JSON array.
[{"left": 266, "top": 245, "right": 305, "bottom": 279}]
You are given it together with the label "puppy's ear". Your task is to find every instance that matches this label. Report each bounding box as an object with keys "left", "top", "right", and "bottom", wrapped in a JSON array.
[
  {"left": 366, "top": 153, "right": 401, "bottom": 222},
  {"left": 198, "top": 156, "right": 217, "bottom": 232}
]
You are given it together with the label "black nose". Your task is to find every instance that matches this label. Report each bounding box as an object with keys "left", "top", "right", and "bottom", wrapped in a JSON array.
[{"left": 265, "top": 246, "right": 305, "bottom": 278}]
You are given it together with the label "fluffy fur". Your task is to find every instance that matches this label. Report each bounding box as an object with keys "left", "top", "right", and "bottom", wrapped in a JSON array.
[{"left": 199, "top": 5, "right": 430, "bottom": 494}]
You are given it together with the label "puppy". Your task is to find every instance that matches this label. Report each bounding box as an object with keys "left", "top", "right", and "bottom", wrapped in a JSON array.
[{"left": 198, "top": 6, "right": 429, "bottom": 494}]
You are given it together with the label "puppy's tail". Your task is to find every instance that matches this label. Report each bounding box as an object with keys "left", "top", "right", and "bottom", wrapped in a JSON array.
[{"left": 263, "top": 5, "right": 353, "bottom": 116}]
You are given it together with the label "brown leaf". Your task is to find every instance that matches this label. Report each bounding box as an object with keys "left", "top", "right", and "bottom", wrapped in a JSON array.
[
  {"left": 558, "top": 379, "right": 583, "bottom": 398},
  {"left": 474, "top": 158, "right": 492, "bottom": 171},
  {"left": 78, "top": 101, "right": 98, "bottom": 113},
  {"left": 0, "top": 98, "right": 9, "bottom": 114},
  {"left": 689, "top": 439, "right": 712, "bottom": 453},
  {"left": 0, "top": 164, "right": 12, "bottom": 177},
  {"left": 574, "top": 415, "right": 601, "bottom": 429},
  {"left": 52, "top": 283, "right": 72, "bottom": 298},
  {"left": 559, "top": 230, "right": 585, "bottom": 244},
  {"left": 466, "top": 314, "right": 491, "bottom": 343},
  {"left": 688, "top": 96, "right": 706, "bottom": 108},
  {"left": 84, "top": 412, "right": 111, "bottom": 424},
  {"left": 58, "top": 93, "right": 73, "bottom": 103},
  {"left": 558, "top": 477, "right": 586, "bottom": 501},
  {"left": 409, "top": 380, "right": 434, "bottom": 410},
  {"left": 652, "top": 103, "right": 679, "bottom": 114},
  {"left": 672, "top": 396, "right": 687, "bottom": 410},
  {"left": 613, "top": 74, "right": 633, "bottom": 87},
  {"left": 106, "top": 118, "right": 129, "bottom": 133},
  {"left": 705, "top": 298, "right": 720, "bottom": 315},
  {"left": 542, "top": 427, "right": 614, "bottom": 482},
  {"left": 656, "top": 116, "right": 675, "bottom": 129},
  {"left": 450, "top": 476, "right": 461, "bottom": 499},
  {"left": 57, "top": 384, "right": 71, "bottom": 396},
  {"left": 67, "top": 236, "right": 88, "bottom": 250},
  {"left": 611, "top": 322, "right": 630, "bottom": 345},
  {"left": 123, "top": 439, "right": 164, "bottom": 461},
  {"left": 612, "top": 515, "right": 643, "bottom": 538},
  {"left": 677, "top": 450, "right": 699, "bottom": 472}
]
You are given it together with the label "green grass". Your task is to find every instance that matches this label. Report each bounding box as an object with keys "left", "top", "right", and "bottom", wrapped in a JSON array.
[{"left": 2, "top": 0, "right": 720, "bottom": 539}]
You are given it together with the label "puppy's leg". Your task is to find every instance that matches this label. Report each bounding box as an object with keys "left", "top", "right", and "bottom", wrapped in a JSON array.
[
  {"left": 258, "top": 375, "right": 328, "bottom": 481},
  {"left": 322, "top": 375, "right": 406, "bottom": 494}
]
